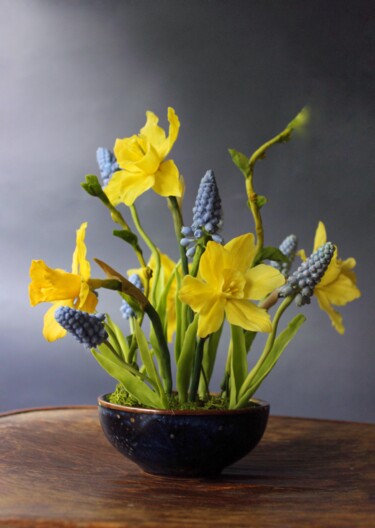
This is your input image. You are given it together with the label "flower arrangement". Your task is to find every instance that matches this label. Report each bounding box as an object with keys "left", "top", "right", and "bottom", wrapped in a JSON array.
[{"left": 29, "top": 108, "right": 361, "bottom": 411}]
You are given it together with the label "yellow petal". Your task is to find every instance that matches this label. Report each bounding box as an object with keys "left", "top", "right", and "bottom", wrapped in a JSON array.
[
  {"left": 29, "top": 260, "right": 81, "bottom": 306},
  {"left": 315, "top": 290, "right": 345, "bottom": 334},
  {"left": 314, "top": 221, "right": 327, "bottom": 251},
  {"left": 199, "top": 241, "right": 225, "bottom": 288},
  {"left": 152, "top": 160, "right": 183, "bottom": 198},
  {"left": 316, "top": 271, "right": 361, "bottom": 306},
  {"left": 77, "top": 285, "right": 98, "bottom": 313},
  {"left": 114, "top": 135, "right": 145, "bottom": 165},
  {"left": 224, "top": 233, "right": 257, "bottom": 272},
  {"left": 179, "top": 276, "right": 216, "bottom": 312},
  {"left": 297, "top": 249, "right": 307, "bottom": 262},
  {"left": 139, "top": 111, "right": 166, "bottom": 154},
  {"left": 139, "top": 107, "right": 180, "bottom": 160},
  {"left": 42, "top": 302, "right": 70, "bottom": 342},
  {"left": 244, "top": 264, "right": 285, "bottom": 300},
  {"left": 319, "top": 249, "right": 341, "bottom": 287},
  {"left": 104, "top": 169, "right": 155, "bottom": 206},
  {"left": 71, "top": 223, "right": 90, "bottom": 280},
  {"left": 340, "top": 257, "right": 358, "bottom": 284},
  {"left": 225, "top": 299, "right": 272, "bottom": 333},
  {"left": 197, "top": 296, "right": 226, "bottom": 338}
]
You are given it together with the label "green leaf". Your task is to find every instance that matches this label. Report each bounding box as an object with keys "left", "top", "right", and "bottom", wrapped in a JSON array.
[
  {"left": 229, "top": 325, "right": 248, "bottom": 408},
  {"left": 228, "top": 148, "right": 250, "bottom": 178},
  {"left": 133, "top": 319, "right": 165, "bottom": 401},
  {"left": 92, "top": 348, "right": 164, "bottom": 409},
  {"left": 113, "top": 229, "right": 140, "bottom": 250},
  {"left": 255, "top": 195, "right": 268, "bottom": 209},
  {"left": 176, "top": 315, "right": 199, "bottom": 403},
  {"left": 245, "top": 331, "right": 256, "bottom": 353},
  {"left": 198, "top": 323, "right": 223, "bottom": 398},
  {"left": 253, "top": 246, "right": 289, "bottom": 266},
  {"left": 236, "top": 314, "right": 306, "bottom": 408},
  {"left": 81, "top": 174, "right": 110, "bottom": 206},
  {"left": 105, "top": 314, "right": 130, "bottom": 362}
]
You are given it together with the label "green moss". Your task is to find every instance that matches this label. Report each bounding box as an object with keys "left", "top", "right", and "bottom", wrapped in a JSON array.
[
  {"left": 108, "top": 384, "right": 254, "bottom": 411},
  {"left": 107, "top": 383, "right": 251, "bottom": 411}
]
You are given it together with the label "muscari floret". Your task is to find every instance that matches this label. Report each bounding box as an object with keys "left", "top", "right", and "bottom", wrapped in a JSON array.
[
  {"left": 96, "top": 147, "right": 119, "bottom": 186},
  {"left": 271, "top": 234, "right": 298, "bottom": 277},
  {"left": 279, "top": 242, "right": 335, "bottom": 306},
  {"left": 55, "top": 306, "right": 108, "bottom": 349},
  {"left": 120, "top": 274, "right": 144, "bottom": 320},
  {"left": 180, "top": 170, "right": 223, "bottom": 258}
]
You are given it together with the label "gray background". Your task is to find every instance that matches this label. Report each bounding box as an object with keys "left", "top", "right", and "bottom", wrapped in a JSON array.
[{"left": 1, "top": 0, "right": 374, "bottom": 421}]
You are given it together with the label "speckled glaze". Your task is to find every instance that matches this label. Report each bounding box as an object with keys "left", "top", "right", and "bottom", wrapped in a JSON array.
[{"left": 98, "top": 394, "right": 270, "bottom": 477}]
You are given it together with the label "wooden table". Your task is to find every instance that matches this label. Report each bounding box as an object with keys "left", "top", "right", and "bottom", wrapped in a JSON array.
[{"left": 0, "top": 407, "right": 374, "bottom": 527}]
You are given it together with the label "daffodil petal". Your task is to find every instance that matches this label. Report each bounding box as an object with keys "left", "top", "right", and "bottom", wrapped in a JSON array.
[
  {"left": 43, "top": 302, "right": 70, "bottom": 341},
  {"left": 319, "top": 249, "right": 342, "bottom": 286},
  {"left": 199, "top": 241, "right": 225, "bottom": 287},
  {"left": 297, "top": 249, "right": 307, "bottom": 262},
  {"left": 104, "top": 169, "right": 155, "bottom": 206},
  {"left": 244, "top": 264, "right": 285, "bottom": 300},
  {"left": 224, "top": 233, "right": 257, "bottom": 272},
  {"left": 316, "top": 272, "right": 361, "bottom": 306},
  {"left": 225, "top": 299, "right": 272, "bottom": 333},
  {"left": 29, "top": 260, "right": 81, "bottom": 306},
  {"left": 315, "top": 290, "right": 345, "bottom": 334},
  {"left": 77, "top": 286, "right": 98, "bottom": 313},
  {"left": 179, "top": 276, "right": 216, "bottom": 312},
  {"left": 197, "top": 296, "right": 226, "bottom": 338},
  {"left": 314, "top": 221, "right": 327, "bottom": 251},
  {"left": 71, "top": 223, "right": 90, "bottom": 280},
  {"left": 152, "top": 160, "right": 183, "bottom": 198},
  {"left": 114, "top": 135, "right": 144, "bottom": 165},
  {"left": 139, "top": 111, "right": 166, "bottom": 153}
]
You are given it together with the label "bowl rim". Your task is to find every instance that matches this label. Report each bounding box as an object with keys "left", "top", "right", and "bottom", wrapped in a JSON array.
[{"left": 98, "top": 393, "right": 270, "bottom": 415}]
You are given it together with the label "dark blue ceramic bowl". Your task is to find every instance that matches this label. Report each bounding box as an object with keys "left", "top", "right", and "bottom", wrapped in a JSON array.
[{"left": 98, "top": 394, "right": 269, "bottom": 478}]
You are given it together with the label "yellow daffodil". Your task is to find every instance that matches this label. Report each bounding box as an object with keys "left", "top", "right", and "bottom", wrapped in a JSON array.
[
  {"left": 104, "top": 107, "right": 183, "bottom": 206},
  {"left": 29, "top": 223, "right": 98, "bottom": 341},
  {"left": 298, "top": 221, "right": 361, "bottom": 334},
  {"left": 179, "top": 234, "right": 285, "bottom": 338},
  {"left": 128, "top": 252, "right": 177, "bottom": 342}
]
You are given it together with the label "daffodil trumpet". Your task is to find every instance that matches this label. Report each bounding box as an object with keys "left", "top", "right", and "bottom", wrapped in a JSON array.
[{"left": 29, "top": 107, "right": 360, "bottom": 411}]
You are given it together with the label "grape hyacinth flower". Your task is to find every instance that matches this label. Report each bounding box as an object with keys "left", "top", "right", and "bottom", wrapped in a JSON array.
[
  {"left": 96, "top": 147, "right": 119, "bottom": 186},
  {"left": 271, "top": 234, "right": 298, "bottom": 277},
  {"left": 180, "top": 170, "right": 223, "bottom": 258},
  {"left": 55, "top": 307, "right": 108, "bottom": 349},
  {"left": 279, "top": 242, "right": 335, "bottom": 306},
  {"left": 120, "top": 274, "right": 144, "bottom": 319}
]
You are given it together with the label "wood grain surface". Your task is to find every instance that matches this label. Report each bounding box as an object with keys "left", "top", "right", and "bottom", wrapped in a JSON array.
[{"left": 0, "top": 407, "right": 374, "bottom": 527}]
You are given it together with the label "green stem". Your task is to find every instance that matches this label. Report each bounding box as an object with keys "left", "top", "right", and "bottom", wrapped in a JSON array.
[
  {"left": 167, "top": 196, "right": 189, "bottom": 276},
  {"left": 237, "top": 295, "right": 294, "bottom": 402},
  {"left": 246, "top": 126, "right": 293, "bottom": 256},
  {"left": 188, "top": 338, "right": 206, "bottom": 402},
  {"left": 130, "top": 205, "right": 161, "bottom": 306},
  {"left": 107, "top": 204, "right": 147, "bottom": 268}
]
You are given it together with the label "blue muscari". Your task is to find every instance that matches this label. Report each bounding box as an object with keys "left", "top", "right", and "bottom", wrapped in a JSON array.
[
  {"left": 55, "top": 307, "right": 108, "bottom": 349},
  {"left": 181, "top": 170, "right": 223, "bottom": 258},
  {"left": 120, "top": 274, "right": 144, "bottom": 320},
  {"left": 271, "top": 234, "right": 298, "bottom": 277},
  {"left": 96, "top": 147, "right": 119, "bottom": 186},
  {"left": 279, "top": 242, "right": 335, "bottom": 306}
]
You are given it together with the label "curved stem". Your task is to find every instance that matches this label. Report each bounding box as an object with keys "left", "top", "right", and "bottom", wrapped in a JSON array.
[
  {"left": 130, "top": 205, "right": 161, "bottom": 305},
  {"left": 237, "top": 295, "right": 294, "bottom": 401},
  {"left": 167, "top": 196, "right": 189, "bottom": 276}
]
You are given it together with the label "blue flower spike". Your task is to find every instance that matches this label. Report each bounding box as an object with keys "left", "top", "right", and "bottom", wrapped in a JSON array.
[
  {"left": 96, "top": 147, "right": 119, "bottom": 186},
  {"left": 181, "top": 170, "right": 223, "bottom": 257},
  {"left": 271, "top": 234, "right": 298, "bottom": 277},
  {"left": 55, "top": 307, "right": 108, "bottom": 349},
  {"left": 120, "top": 274, "right": 144, "bottom": 320},
  {"left": 279, "top": 242, "right": 335, "bottom": 306}
]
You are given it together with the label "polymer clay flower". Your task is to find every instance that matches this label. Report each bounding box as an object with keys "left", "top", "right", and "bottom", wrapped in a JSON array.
[
  {"left": 298, "top": 221, "right": 361, "bottom": 334},
  {"left": 179, "top": 234, "right": 285, "bottom": 338},
  {"left": 104, "top": 107, "right": 183, "bottom": 206},
  {"left": 29, "top": 223, "right": 98, "bottom": 341}
]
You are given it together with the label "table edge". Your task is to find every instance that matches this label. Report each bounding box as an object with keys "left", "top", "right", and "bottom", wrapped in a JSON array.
[{"left": 0, "top": 405, "right": 374, "bottom": 426}]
